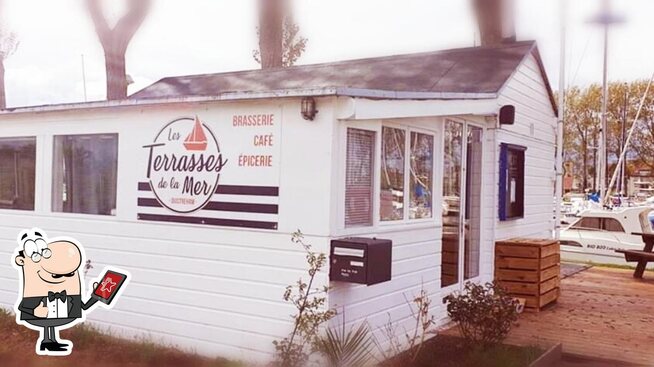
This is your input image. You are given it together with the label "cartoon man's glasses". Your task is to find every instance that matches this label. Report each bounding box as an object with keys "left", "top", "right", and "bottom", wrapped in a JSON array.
[
  {"left": 23, "top": 238, "right": 51, "bottom": 263},
  {"left": 30, "top": 248, "right": 52, "bottom": 263}
]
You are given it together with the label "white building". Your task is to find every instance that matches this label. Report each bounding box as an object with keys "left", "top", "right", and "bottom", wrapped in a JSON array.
[{"left": 0, "top": 41, "right": 557, "bottom": 363}]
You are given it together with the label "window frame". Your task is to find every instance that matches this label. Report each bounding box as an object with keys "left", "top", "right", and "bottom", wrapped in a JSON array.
[
  {"left": 499, "top": 143, "right": 526, "bottom": 221},
  {"left": 0, "top": 136, "right": 37, "bottom": 212},
  {"left": 378, "top": 123, "right": 436, "bottom": 226}
]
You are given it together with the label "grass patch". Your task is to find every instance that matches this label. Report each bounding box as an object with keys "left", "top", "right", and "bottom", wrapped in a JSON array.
[{"left": 0, "top": 307, "right": 244, "bottom": 367}]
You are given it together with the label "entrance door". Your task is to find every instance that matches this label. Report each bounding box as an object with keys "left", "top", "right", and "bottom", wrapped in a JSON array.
[{"left": 441, "top": 121, "right": 483, "bottom": 289}]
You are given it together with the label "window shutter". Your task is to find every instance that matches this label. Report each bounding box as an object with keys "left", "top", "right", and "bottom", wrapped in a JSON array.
[{"left": 345, "top": 128, "right": 375, "bottom": 227}]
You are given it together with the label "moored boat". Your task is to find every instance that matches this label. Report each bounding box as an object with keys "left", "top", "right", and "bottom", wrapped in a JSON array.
[{"left": 560, "top": 206, "right": 654, "bottom": 267}]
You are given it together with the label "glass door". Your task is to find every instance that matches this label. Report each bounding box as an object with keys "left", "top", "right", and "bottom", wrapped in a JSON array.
[
  {"left": 464, "top": 127, "right": 483, "bottom": 280},
  {"left": 441, "top": 121, "right": 483, "bottom": 289}
]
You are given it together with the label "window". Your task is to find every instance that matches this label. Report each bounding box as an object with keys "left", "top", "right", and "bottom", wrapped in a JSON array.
[
  {"left": 602, "top": 218, "right": 625, "bottom": 233},
  {"left": 380, "top": 127, "right": 405, "bottom": 221},
  {"left": 571, "top": 217, "right": 624, "bottom": 232},
  {"left": 52, "top": 134, "right": 118, "bottom": 215},
  {"left": 409, "top": 132, "right": 434, "bottom": 219},
  {"left": 0, "top": 137, "right": 36, "bottom": 210},
  {"left": 572, "top": 217, "right": 601, "bottom": 230},
  {"left": 499, "top": 143, "right": 526, "bottom": 221},
  {"left": 345, "top": 128, "right": 375, "bottom": 227}
]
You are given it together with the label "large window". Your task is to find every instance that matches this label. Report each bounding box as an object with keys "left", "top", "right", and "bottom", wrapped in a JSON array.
[
  {"left": 345, "top": 128, "right": 375, "bottom": 227},
  {"left": 499, "top": 143, "right": 526, "bottom": 221},
  {"left": 52, "top": 134, "right": 118, "bottom": 215},
  {"left": 0, "top": 137, "right": 36, "bottom": 210},
  {"left": 380, "top": 127, "right": 406, "bottom": 221},
  {"left": 380, "top": 126, "right": 434, "bottom": 223}
]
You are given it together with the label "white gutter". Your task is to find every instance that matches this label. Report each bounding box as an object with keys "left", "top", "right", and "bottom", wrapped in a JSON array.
[{"left": 0, "top": 87, "right": 497, "bottom": 117}]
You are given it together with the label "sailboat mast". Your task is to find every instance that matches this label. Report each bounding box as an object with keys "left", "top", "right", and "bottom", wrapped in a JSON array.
[
  {"left": 555, "top": 0, "right": 566, "bottom": 239},
  {"left": 591, "top": 0, "right": 624, "bottom": 204},
  {"left": 599, "top": 13, "right": 609, "bottom": 202}
]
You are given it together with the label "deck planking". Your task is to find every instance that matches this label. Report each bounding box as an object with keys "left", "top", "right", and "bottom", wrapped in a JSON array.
[{"left": 506, "top": 267, "right": 654, "bottom": 366}]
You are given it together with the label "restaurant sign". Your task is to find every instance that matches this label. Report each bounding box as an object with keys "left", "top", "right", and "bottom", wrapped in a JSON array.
[
  {"left": 138, "top": 113, "right": 281, "bottom": 230},
  {"left": 143, "top": 116, "right": 227, "bottom": 214}
]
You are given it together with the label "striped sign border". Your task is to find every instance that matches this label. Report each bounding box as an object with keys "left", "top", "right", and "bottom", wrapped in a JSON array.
[{"left": 137, "top": 182, "right": 279, "bottom": 230}]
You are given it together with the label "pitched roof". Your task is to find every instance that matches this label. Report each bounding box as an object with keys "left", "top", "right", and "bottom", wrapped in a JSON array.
[{"left": 130, "top": 41, "right": 556, "bottom": 114}]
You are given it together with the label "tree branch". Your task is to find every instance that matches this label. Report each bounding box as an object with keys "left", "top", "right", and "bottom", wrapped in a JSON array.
[{"left": 86, "top": 0, "right": 111, "bottom": 47}]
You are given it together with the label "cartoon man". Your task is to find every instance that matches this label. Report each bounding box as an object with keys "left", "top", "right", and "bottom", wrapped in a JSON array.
[{"left": 12, "top": 228, "right": 127, "bottom": 356}]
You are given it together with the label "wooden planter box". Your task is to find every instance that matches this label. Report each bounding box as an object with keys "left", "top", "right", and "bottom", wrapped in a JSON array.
[{"left": 495, "top": 238, "right": 560, "bottom": 312}]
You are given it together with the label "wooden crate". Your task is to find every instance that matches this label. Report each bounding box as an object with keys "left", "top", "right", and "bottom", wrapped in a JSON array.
[{"left": 495, "top": 238, "right": 560, "bottom": 312}]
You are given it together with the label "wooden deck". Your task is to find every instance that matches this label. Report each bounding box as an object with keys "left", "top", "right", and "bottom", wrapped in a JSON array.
[{"left": 506, "top": 266, "right": 654, "bottom": 366}]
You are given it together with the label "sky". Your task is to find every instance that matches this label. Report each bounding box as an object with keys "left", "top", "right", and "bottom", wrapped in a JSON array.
[{"left": 3, "top": 0, "right": 653, "bottom": 108}]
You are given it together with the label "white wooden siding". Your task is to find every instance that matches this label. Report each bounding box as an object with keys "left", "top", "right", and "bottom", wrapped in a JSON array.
[
  {"left": 494, "top": 53, "right": 558, "bottom": 241},
  {"left": 0, "top": 98, "right": 337, "bottom": 363}
]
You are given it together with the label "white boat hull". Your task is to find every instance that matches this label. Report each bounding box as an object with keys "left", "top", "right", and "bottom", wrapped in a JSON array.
[{"left": 561, "top": 245, "right": 654, "bottom": 269}]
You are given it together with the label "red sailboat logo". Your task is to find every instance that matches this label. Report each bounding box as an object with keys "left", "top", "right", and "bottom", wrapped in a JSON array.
[{"left": 184, "top": 116, "right": 208, "bottom": 151}]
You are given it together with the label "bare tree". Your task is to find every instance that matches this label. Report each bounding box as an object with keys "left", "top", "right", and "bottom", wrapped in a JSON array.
[
  {"left": 255, "top": 0, "right": 306, "bottom": 68},
  {"left": 0, "top": 19, "right": 18, "bottom": 109},
  {"left": 87, "top": 0, "right": 151, "bottom": 100},
  {"left": 472, "top": 0, "right": 516, "bottom": 46}
]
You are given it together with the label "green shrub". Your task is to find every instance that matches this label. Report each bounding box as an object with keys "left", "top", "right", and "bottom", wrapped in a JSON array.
[{"left": 444, "top": 282, "right": 518, "bottom": 348}]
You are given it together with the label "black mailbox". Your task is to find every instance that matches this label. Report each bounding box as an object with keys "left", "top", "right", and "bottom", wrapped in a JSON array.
[{"left": 329, "top": 237, "right": 392, "bottom": 286}]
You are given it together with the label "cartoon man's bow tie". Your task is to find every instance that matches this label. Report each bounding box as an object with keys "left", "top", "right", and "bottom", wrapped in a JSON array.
[{"left": 48, "top": 291, "right": 67, "bottom": 302}]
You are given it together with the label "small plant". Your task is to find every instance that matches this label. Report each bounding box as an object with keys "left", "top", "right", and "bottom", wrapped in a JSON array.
[
  {"left": 374, "top": 286, "right": 436, "bottom": 363},
  {"left": 445, "top": 282, "right": 519, "bottom": 348},
  {"left": 315, "top": 311, "right": 374, "bottom": 367},
  {"left": 404, "top": 287, "right": 436, "bottom": 361},
  {"left": 272, "top": 230, "right": 336, "bottom": 367}
]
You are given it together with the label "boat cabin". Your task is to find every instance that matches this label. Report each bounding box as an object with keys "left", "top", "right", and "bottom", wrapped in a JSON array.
[{"left": 0, "top": 41, "right": 558, "bottom": 362}]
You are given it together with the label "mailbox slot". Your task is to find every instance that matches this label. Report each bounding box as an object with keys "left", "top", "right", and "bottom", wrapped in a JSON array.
[{"left": 329, "top": 237, "right": 392, "bottom": 286}]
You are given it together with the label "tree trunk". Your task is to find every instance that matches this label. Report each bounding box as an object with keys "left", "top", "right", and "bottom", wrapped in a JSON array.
[
  {"left": 104, "top": 47, "right": 128, "bottom": 100},
  {"left": 87, "top": 0, "right": 150, "bottom": 100},
  {"left": 258, "top": 0, "right": 285, "bottom": 69},
  {"left": 473, "top": 0, "right": 516, "bottom": 46},
  {"left": 0, "top": 60, "right": 5, "bottom": 110}
]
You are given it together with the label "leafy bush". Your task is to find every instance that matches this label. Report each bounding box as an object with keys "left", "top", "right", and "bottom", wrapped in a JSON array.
[{"left": 444, "top": 282, "right": 518, "bottom": 348}]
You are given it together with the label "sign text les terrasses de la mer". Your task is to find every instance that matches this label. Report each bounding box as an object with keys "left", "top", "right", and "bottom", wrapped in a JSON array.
[{"left": 138, "top": 112, "right": 281, "bottom": 230}]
